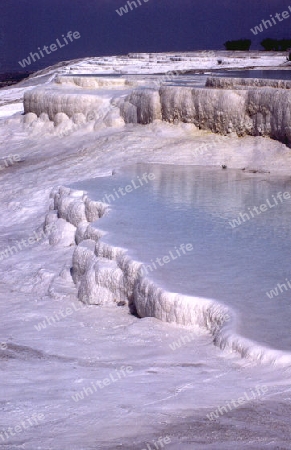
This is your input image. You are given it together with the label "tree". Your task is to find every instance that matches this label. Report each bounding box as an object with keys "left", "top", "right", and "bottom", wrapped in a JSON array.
[
  {"left": 261, "top": 38, "right": 291, "bottom": 51},
  {"left": 260, "top": 38, "right": 277, "bottom": 51},
  {"left": 279, "top": 39, "right": 291, "bottom": 51},
  {"left": 223, "top": 39, "right": 251, "bottom": 51}
]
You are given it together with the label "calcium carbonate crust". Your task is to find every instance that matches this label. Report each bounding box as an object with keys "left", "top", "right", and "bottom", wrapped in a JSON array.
[
  {"left": 45, "top": 186, "right": 291, "bottom": 366},
  {"left": 24, "top": 75, "right": 291, "bottom": 146}
]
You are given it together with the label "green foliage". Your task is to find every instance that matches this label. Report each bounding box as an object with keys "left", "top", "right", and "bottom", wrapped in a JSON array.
[
  {"left": 279, "top": 39, "right": 291, "bottom": 51},
  {"left": 223, "top": 39, "right": 252, "bottom": 51},
  {"left": 261, "top": 38, "right": 291, "bottom": 51}
]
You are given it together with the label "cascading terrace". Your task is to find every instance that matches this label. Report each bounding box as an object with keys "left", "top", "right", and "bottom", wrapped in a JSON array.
[
  {"left": 23, "top": 74, "right": 291, "bottom": 147},
  {"left": 44, "top": 185, "right": 291, "bottom": 367}
]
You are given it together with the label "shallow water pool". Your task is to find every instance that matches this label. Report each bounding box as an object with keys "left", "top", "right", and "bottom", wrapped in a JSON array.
[{"left": 73, "top": 164, "right": 291, "bottom": 352}]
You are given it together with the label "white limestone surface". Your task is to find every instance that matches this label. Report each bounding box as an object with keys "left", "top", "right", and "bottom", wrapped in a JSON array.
[{"left": 0, "top": 53, "right": 291, "bottom": 449}]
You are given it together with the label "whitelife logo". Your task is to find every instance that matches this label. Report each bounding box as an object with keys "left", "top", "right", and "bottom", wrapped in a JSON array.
[
  {"left": 169, "top": 311, "right": 230, "bottom": 351},
  {"left": 139, "top": 243, "right": 193, "bottom": 276},
  {"left": 18, "top": 31, "right": 81, "bottom": 68},
  {"left": 34, "top": 301, "right": 87, "bottom": 331},
  {"left": 207, "top": 385, "right": 268, "bottom": 421},
  {"left": 0, "top": 223, "right": 56, "bottom": 262},
  {"left": 116, "top": 0, "right": 150, "bottom": 17},
  {"left": 71, "top": 366, "right": 133, "bottom": 402},
  {"left": 250, "top": 6, "right": 291, "bottom": 35},
  {"left": 266, "top": 276, "right": 291, "bottom": 299},
  {"left": 0, "top": 154, "right": 21, "bottom": 172},
  {"left": 100, "top": 172, "right": 155, "bottom": 205},
  {"left": 228, "top": 191, "right": 291, "bottom": 229},
  {"left": 140, "top": 436, "right": 171, "bottom": 450},
  {"left": 0, "top": 413, "right": 45, "bottom": 443}
]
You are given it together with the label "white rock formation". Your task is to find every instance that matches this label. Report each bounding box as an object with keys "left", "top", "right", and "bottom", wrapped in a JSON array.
[
  {"left": 206, "top": 76, "right": 291, "bottom": 90},
  {"left": 23, "top": 88, "right": 103, "bottom": 121},
  {"left": 46, "top": 185, "right": 291, "bottom": 366},
  {"left": 54, "top": 75, "right": 137, "bottom": 88},
  {"left": 23, "top": 74, "right": 291, "bottom": 146},
  {"left": 120, "top": 89, "right": 162, "bottom": 124},
  {"left": 119, "top": 84, "right": 291, "bottom": 146}
]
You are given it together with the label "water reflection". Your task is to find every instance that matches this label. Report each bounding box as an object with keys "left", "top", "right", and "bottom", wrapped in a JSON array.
[{"left": 73, "top": 164, "right": 291, "bottom": 351}]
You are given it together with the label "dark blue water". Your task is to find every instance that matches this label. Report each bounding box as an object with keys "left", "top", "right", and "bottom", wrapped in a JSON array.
[
  {"left": 163, "top": 70, "right": 291, "bottom": 88},
  {"left": 214, "top": 70, "right": 291, "bottom": 81}
]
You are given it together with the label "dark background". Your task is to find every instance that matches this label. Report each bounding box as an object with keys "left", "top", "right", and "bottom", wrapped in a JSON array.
[{"left": 1, "top": 0, "right": 291, "bottom": 72}]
